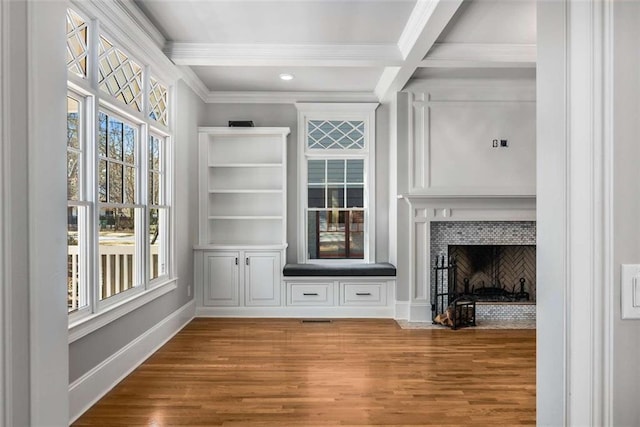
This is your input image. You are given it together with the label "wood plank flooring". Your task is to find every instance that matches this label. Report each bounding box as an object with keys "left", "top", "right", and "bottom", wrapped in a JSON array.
[{"left": 73, "top": 318, "right": 536, "bottom": 426}]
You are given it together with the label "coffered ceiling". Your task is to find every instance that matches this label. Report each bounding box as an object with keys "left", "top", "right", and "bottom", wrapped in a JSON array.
[{"left": 134, "top": 0, "right": 536, "bottom": 103}]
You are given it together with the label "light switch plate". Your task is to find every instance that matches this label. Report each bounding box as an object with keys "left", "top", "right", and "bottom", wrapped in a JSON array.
[{"left": 621, "top": 264, "right": 640, "bottom": 319}]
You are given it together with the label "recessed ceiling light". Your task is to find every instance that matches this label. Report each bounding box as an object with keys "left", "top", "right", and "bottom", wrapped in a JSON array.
[{"left": 279, "top": 73, "right": 294, "bottom": 81}]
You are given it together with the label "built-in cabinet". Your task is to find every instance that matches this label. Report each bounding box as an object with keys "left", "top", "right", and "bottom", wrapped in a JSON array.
[
  {"left": 201, "top": 250, "right": 281, "bottom": 307},
  {"left": 195, "top": 127, "right": 289, "bottom": 310}
]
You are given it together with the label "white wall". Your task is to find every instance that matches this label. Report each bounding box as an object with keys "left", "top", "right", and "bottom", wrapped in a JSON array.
[
  {"left": 2, "top": 1, "right": 70, "bottom": 425},
  {"left": 201, "top": 103, "right": 391, "bottom": 264},
  {"left": 402, "top": 79, "right": 536, "bottom": 195},
  {"left": 612, "top": 2, "right": 640, "bottom": 425}
]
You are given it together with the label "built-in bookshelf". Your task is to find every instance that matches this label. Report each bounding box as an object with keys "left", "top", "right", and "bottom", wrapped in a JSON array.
[{"left": 197, "top": 127, "right": 290, "bottom": 247}]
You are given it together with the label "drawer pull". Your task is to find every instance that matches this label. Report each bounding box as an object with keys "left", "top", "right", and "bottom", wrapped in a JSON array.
[
  {"left": 303, "top": 292, "right": 319, "bottom": 296},
  {"left": 356, "top": 292, "right": 372, "bottom": 296}
]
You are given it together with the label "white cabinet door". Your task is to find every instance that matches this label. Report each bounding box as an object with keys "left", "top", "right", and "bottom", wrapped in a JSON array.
[
  {"left": 244, "top": 251, "right": 281, "bottom": 306},
  {"left": 203, "top": 251, "right": 240, "bottom": 306}
]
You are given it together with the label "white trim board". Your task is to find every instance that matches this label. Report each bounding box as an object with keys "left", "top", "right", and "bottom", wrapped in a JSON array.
[
  {"left": 196, "top": 305, "right": 395, "bottom": 319},
  {"left": 69, "top": 300, "right": 196, "bottom": 424},
  {"left": 0, "top": 0, "right": 6, "bottom": 422}
]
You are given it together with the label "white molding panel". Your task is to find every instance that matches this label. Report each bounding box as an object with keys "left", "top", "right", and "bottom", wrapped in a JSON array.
[
  {"left": 207, "top": 91, "right": 378, "bottom": 104},
  {"left": 421, "top": 43, "right": 537, "bottom": 68},
  {"left": 405, "top": 81, "right": 536, "bottom": 197},
  {"left": 69, "top": 300, "right": 196, "bottom": 424},
  {"left": 167, "top": 42, "right": 402, "bottom": 67}
]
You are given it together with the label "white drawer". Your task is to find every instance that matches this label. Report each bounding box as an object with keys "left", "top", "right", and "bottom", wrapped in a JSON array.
[
  {"left": 287, "top": 282, "right": 333, "bottom": 306},
  {"left": 340, "top": 282, "right": 386, "bottom": 306}
]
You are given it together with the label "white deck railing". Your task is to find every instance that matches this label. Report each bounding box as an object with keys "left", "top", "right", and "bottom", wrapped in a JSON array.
[{"left": 68, "top": 245, "right": 159, "bottom": 311}]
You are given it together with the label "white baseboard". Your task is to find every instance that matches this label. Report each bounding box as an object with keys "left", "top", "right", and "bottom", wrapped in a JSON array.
[
  {"left": 196, "top": 305, "right": 395, "bottom": 318},
  {"left": 394, "top": 301, "right": 410, "bottom": 320},
  {"left": 69, "top": 299, "right": 196, "bottom": 424},
  {"left": 409, "top": 302, "right": 432, "bottom": 322}
]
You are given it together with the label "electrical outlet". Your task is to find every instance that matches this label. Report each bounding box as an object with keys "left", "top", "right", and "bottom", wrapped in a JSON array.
[
  {"left": 500, "top": 139, "right": 508, "bottom": 147},
  {"left": 492, "top": 139, "right": 499, "bottom": 148}
]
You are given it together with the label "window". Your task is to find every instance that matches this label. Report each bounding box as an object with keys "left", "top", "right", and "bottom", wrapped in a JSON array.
[
  {"left": 296, "top": 104, "right": 378, "bottom": 263},
  {"left": 66, "top": 7, "right": 174, "bottom": 327}
]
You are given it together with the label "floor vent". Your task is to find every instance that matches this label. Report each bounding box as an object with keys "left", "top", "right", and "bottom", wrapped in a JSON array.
[{"left": 301, "top": 319, "right": 332, "bottom": 323}]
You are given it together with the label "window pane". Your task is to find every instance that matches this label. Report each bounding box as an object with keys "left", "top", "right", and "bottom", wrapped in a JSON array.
[
  {"left": 123, "top": 125, "right": 136, "bottom": 163},
  {"left": 67, "top": 151, "right": 80, "bottom": 200},
  {"left": 347, "top": 185, "right": 364, "bottom": 208},
  {"left": 149, "top": 77, "right": 169, "bottom": 126},
  {"left": 99, "top": 207, "right": 137, "bottom": 300},
  {"left": 150, "top": 171, "right": 160, "bottom": 205},
  {"left": 150, "top": 208, "right": 167, "bottom": 280},
  {"left": 149, "top": 136, "right": 160, "bottom": 171},
  {"left": 327, "top": 186, "right": 344, "bottom": 208},
  {"left": 67, "top": 97, "right": 80, "bottom": 149},
  {"left": 307, "top": 120, "right": 365, "bottom": 150},
  {"left": 108, "top": 162, "right": 123, "bottom": 203},
  {"left": 307, "top": 160, "right": 325, "bottom": 184},
  {"left": 349, "top": 211, "right": 365, "bottom": 259},
  {"left": 308, "top": 210, "right": 364, "bottom": 260},
  {"left": 98, "top": 160, "right": 107, "bottom": 202},
  {"left": 124, "top": 166, "right": 135, "bottom": 204},
  {"left": 308, "top": 187, "right": 325, "bottom": 209},
  {"left": 107, "top": 117, "right": 123, "bottom": 160},
  {"left": 98, "top": 35, "right": 143, "bottom": 111},
  {"left": 327, "top": 159, "right": 344, "bottom": 183},
  {"left": 346, "top": 159, "right": 364, "bottom": 183},
  {"left": 68, "top": 206, "right": 88, "bottom": 312},
  {"left": 66, "top": 9, "right": 88, "bottom": 78},
  {"left": 98, "top": 112, "right": 107, "bottom": 157}
]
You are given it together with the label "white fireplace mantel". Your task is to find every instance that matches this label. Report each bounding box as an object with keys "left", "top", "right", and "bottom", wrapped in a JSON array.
[{"left": 401, "top": 193, "right": 536, "bottom": 321}]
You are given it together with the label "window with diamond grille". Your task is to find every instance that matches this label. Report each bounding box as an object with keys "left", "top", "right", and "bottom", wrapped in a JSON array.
[
  {"left": 66, "top": 9, "right": 88, "bottom": 78},
  {"left": 149, "top": 77, "right": 168, "bottom": 126},
  {"left": 307, "top": 120, "right": 365, "bottom": 150},
  {"left": 98, "top": 36, "right": 143, "bottom": 112}
]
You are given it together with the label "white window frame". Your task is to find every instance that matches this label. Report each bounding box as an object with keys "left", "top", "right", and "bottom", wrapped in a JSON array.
[
  {"left": 295, "top": 103, "right": 378, "bottom": 264},
  {"left": 66, "top": 6, "right": 176, "bottom": 342}
]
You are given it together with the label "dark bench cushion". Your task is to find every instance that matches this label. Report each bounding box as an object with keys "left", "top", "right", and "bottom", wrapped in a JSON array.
[{"left": 283, "top": 263, "right": 396, "bottom": 277}]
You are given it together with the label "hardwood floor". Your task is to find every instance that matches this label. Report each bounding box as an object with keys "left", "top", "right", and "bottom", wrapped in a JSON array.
[{"left": 73, "top": 318, "right": 536, "bottom": 426}]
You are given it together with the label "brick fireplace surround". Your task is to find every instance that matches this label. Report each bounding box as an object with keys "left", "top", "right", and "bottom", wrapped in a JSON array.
[
  {"left": 402, "top": 195, "right": 536, "bottom": 323},
  {"left": 431, "top": 221, "right": 537, "bottom": 323}
]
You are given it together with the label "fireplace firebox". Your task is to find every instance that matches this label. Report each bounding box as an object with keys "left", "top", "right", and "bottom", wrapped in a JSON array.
[{"left": 432, "top": 244, "right": 536, "bottom": 325}]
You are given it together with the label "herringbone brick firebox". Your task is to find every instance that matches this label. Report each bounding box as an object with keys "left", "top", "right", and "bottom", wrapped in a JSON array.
[{"left": 431, "top": 221, "right": 536, "bottom": 323}]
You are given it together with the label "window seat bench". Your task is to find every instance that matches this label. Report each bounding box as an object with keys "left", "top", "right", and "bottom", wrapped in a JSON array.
[
  {"left": 282, "top": 263, "right": 396, "bottom": 317},
  {"left": 283, "top": 263, "right": 397, "bottom": 277}
]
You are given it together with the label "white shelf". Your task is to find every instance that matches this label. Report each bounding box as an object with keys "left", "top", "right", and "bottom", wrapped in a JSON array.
[
  {"left": 208, "top": 189, "right": 283, "bottom": 194},
  {"left": 209, "top": 163, "right": 283, "bottom": 168},
  {"left": 208, "top": 216, "right": 283, "bottom": 220},
  {"left": 199, "top": 127, "right": 290, "bottom": 248}
]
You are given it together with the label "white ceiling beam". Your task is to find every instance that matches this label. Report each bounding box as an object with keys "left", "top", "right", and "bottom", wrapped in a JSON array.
[
  {"left": 206, "top": 91, "right": 378, "bottom": 104},
  {"left": 166, "top": 43, "right": 403, "bottom": 67},
  {"left": 375, "top": 0, "right": 464, "bottom": 101},
  {"left": 420, "top": 43, "right": 536, "bottom": 68}
]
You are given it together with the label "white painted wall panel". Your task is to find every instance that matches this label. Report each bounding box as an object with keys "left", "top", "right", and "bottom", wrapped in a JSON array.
[{"left": 427, "top": 103, "right": 535, "bottom": 189}]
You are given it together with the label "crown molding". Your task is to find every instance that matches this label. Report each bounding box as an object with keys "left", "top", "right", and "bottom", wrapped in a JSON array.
[
  {"left": 113, "top": 0, "right": 166, "bottom": 50},
  {"left": 176, "top": 65, "right": 210, "bottom": 103},
  {"left": 421, "top": 43, "right": 537, "bottom": 68},
  {"left": 166, "top": 42, "right": 402, "bottom": 67},
  {"left": 206, "top": 91, "right": 379, "bottom": 104}
]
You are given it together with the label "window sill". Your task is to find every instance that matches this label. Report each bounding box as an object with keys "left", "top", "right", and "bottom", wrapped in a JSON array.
[{"left": 68, "top": 277, "right": 178, "bottom": 343}]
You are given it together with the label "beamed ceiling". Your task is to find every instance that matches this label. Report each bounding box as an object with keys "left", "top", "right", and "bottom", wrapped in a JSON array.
[{"left": 133, "top": 0, "right": 536, "bottom": 103}]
